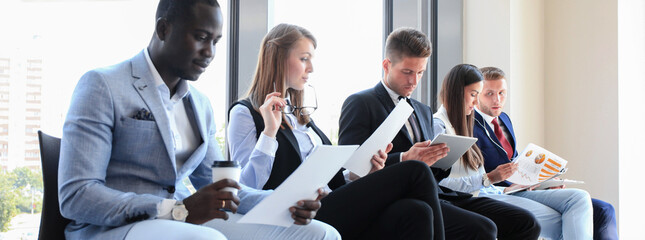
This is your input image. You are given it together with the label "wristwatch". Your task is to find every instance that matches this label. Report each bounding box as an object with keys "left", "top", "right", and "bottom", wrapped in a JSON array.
[
  {"left": 482, "top": 174, "right": 492, "bottom": 187},
  {"left": 171, "top": 200, "right": 189, "bottom": 222}
]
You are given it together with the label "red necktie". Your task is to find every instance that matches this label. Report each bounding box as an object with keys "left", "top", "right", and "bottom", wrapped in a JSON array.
[{"left": 492, "top": 118, "right": 514, "bottom": 160}]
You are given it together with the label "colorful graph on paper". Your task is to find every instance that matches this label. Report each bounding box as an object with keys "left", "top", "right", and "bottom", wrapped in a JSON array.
[{"left": 506, "top": 143, "right": 568, "bottom": 185}]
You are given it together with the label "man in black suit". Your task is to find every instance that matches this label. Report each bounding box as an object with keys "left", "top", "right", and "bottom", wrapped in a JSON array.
[{"left": 338, "top": 27, "right": 540, "bottom": 240}]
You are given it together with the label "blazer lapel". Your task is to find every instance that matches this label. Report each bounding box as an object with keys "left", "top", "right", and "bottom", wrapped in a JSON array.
[
  {"left": 373, "top": 83, "right": 396, "bottom": 112},
  {"left": 184, "top": 91, "right": 207, "bottom": 143},
  {"left": 373, "top": 83, "right": 414, "bottom": 144},
  {"left": 409, "top": 100, "right": 429, "bottom": 141},
  {"left": 130, "top": 52, "right": 176, "bottom": 169},
  {"left": 474, "top": 111, "right": 508, "bottom": 158},
  {"left": 178, "top": 91, "right": 208, "bottom": 175}
]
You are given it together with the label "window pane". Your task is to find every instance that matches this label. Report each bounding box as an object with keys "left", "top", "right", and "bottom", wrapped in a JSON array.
[
  {"left": 0, "top": 0, "right": 227, "bottom": 235},
  {"left": 271, "top": 0, "right": 384, "bottom": 143}
]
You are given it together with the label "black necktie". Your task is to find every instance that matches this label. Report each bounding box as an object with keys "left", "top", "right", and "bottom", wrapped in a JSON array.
[{"left": 399, "top": 96, "right": 422, "bottom": 143}]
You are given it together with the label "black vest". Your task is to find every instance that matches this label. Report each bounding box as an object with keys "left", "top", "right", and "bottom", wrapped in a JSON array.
[{"left": 229, "top": 99, "right": 346, "bottom": 190}]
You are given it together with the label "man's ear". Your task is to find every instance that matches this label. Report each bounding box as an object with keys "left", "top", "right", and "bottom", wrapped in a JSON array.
[
  {"left": 155, "top": 17, "right": 170, "bottom": 41},
  {"left": 382, "top": 58, "right": 391, "bottom": 75}
]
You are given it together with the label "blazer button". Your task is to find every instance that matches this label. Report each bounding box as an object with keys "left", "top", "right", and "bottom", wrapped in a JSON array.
[{"left": 165, "top": 186, "right": 175, "bottom": 193}]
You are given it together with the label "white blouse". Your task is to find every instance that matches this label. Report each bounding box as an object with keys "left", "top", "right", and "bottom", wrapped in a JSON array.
[{"left": 433, "top": 105, "right": 503, "bottom": 196}]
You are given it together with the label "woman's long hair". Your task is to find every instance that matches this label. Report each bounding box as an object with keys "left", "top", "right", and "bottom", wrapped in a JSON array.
[
  {"left": 245, "top": 23, "right": 316, "bottom": 126},
  {"left": 439, "top": 64, "right": 485, "bottom": 170}
]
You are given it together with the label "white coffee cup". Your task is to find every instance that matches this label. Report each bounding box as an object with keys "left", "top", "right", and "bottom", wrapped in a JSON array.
[{"left": 212, "top": 161, "right": 241, "bottom": 195}]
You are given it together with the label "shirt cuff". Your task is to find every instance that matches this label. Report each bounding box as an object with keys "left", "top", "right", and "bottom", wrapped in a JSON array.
[
  {"left": 343, "top": 169, "right": 354, "bottom": 183},
  {"left": 255, "top": 132, "right": 279, "bottom": 157},
  {"left": 156, "top": 199, "right": 177, "bottom": 219}
]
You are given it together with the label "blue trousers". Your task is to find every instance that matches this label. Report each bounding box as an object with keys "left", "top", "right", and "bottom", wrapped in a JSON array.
[{"left": 592, "top": 198, "right": 618, "bottom": 240}]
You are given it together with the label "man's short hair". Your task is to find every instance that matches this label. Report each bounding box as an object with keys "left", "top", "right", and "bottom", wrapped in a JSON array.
[
  {"left": 156, "top": 0, "right": 220, "bottom": 23},
  {"left": 385, "top": 27, "right": 432, "bottom": 63},
  {"left": 480, "top": 67, "right": 506, "bottom": 81}
]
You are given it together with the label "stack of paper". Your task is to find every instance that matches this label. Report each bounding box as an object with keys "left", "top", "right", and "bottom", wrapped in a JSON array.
[{"left": 238, "top": 101, "right": 413, "bottom": 227}]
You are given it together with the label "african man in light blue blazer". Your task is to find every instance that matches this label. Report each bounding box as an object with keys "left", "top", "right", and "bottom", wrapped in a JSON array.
[{"left": 57, "top": 1, "right": 338, "bottom": 239}]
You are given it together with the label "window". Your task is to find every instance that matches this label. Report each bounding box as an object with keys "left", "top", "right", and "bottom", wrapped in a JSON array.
[
  {"left": 0, "top": 0, "right": 230, "bottom": 234},
  {"left": 27, "top": 59, "right": 42, "bottom": 69},
  {"left": 25, "top": 151, "right": 39, "bottom": 159},
  {"left": 270, "top": 0, "right": 384, "bottom": 143},
  {"left": 26, "top": 94, "right": 41, "bottom": 101}
]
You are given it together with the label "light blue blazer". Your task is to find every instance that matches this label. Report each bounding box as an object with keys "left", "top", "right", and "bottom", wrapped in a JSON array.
[{"left": 58, "top": 51, "right": 267, "bottom": 239}]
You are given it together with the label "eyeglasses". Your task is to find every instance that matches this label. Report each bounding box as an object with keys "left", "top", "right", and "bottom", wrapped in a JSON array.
[{"left": 282, "top": 85, "right": 318, "bottom": 116}]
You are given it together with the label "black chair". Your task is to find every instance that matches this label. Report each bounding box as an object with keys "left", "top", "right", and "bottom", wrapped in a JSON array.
[{"left": 38, "top": 130, "right": 70, "bottom": 240}]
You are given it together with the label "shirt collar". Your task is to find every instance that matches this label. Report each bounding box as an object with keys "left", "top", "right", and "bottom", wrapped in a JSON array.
[
  {"left": 475, "top": 107, "right": 497, "bottom": 128},
  {"left": 144, "top": 48, "right": 165, "bottom": 88},
  {"left": 380, "top": 80, "right": 402, "bottom": 104},
  {"left": 144, "top": 48, "right": 190, "bottom": 102}
]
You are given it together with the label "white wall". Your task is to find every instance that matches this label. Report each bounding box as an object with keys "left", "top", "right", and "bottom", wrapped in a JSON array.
[
  {"left": 463, "top": 0, "right": 511, "bottom": 91},
  {"left": 618, "top": 0, "right": 645, "bottom": 238},
  {"left": 465, "top": 0, "right": 623, "bottom": 231},
  {"left": 508, "top": 0, "right": 545, "bottom": 150},
  {"left": 543, "top": 0, "right": 619, "bottom": 215},
  {"left": 464, "top": 0, "right": 545, "bottom": 151}
]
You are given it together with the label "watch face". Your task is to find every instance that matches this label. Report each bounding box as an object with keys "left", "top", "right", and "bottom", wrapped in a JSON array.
[
  {"left": 172, "top": 204, "right": 189, "bottom": 221},
  {"left": 483, "top": 176, "right": 491, "bottom": 187}
]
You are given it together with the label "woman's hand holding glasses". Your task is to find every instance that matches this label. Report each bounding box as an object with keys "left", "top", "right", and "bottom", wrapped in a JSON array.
[{"left": 259, "top": 92, "right": 286, "bottom": 138}]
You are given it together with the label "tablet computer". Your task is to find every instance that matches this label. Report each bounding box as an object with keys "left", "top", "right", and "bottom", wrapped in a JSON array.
[{"left": 429, "top": 134, "right": 478, "bottom": 170}]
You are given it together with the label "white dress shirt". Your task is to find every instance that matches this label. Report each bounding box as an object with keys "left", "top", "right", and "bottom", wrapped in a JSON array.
[
  {"left": 380, "top": 81, "right": 446, "bottom": 160},
  {"left": 228, "top": 103, "right": 331, "bottom": 191},
  {"left": 380, "top": 81, "right": 419, "bottom": 142},
  {"left": 475, "top": 107, "right": 513, "bottom": 146},
  {"left": 144, "top": 48, "right": 201, "bottom": 219}
]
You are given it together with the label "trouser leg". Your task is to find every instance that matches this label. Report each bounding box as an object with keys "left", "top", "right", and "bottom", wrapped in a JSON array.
[
  {"left": 316, "top": 160, "right": 443, "bottom": 240},
  {"left": 125, "top": 219, "right": 226, "bottom": 240},
  {"left": 592, "top": 198, "right": 618, "bottom": 240},
  {"left": 486, "top": 193, "right": 562, "bottom": 240},
  {"left": 453, "top": 196, "right": 541, "bottom": 240},
  {"left": 357, "top": 199, "right": 434, "bottom": 240},
  {"left": 514, "top": 189, "right": 593, "bottom": 239},
  {"left": 204, "top": 213, "right": 341, "bottom": 240},
  {"left": 441, "top": 200, "right": 497, "bottom": 240}
]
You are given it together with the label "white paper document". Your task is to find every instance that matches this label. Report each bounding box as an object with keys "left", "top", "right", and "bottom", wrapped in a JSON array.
[
  {"left": 237, "top": 145, "right": 359, "bottom": 227},
  {"left": 342, "top": 100, "right": 414, "bottom": 177},
  {"left": 429, "top": 134, "right": 478, "bottom": 170},
  {"left": 506, "top": 143, "right": 568, "bottom": 185}
]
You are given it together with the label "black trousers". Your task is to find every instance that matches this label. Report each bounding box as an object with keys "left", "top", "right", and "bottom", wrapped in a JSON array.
[
  {"left": 315, "top": 160, "right": 444, "bottom": 240},
  {"left": 442, "top": 196, "right": 541, "bottom": 240}
]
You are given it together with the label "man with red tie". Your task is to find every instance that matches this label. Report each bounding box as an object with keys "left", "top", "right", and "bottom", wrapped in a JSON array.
[{"left": 474, "top": 66, "right": 618, "bottom": 240}]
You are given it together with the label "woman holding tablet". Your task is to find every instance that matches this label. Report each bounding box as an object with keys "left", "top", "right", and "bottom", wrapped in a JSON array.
[{"left": 434, "top": 64, "right": 593, "bottom": 239}]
